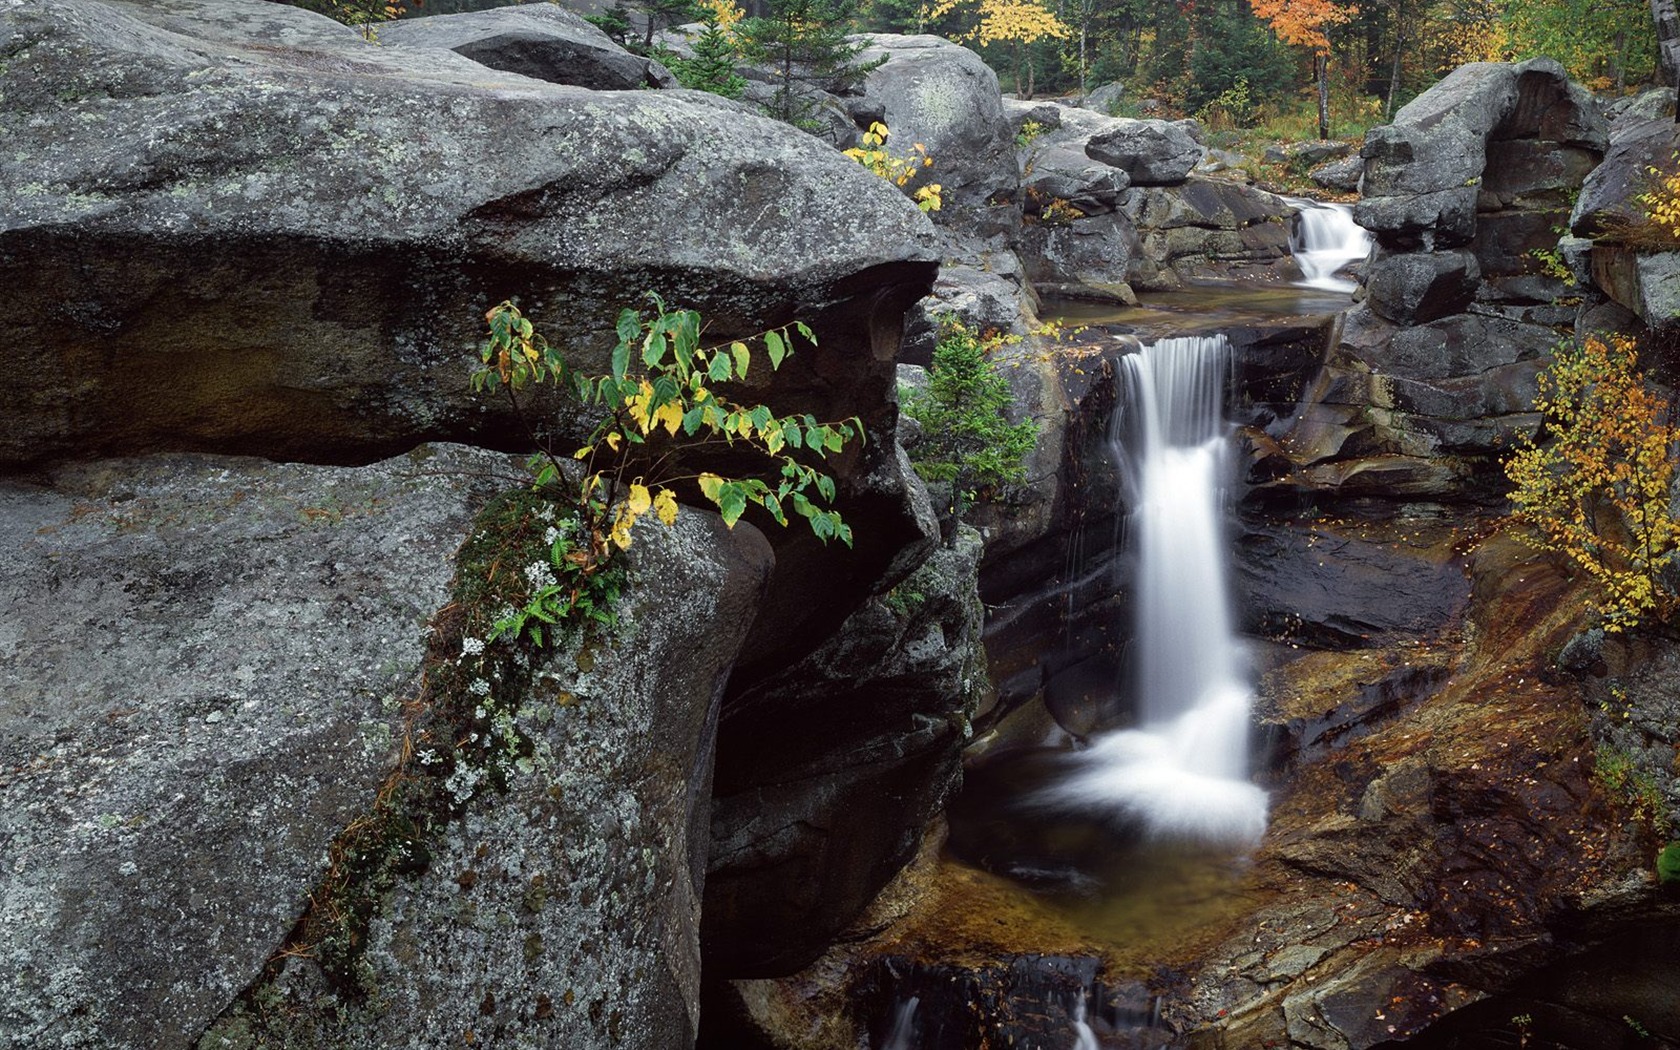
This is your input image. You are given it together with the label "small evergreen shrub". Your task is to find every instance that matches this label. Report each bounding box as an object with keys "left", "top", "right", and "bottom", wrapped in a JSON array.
[{"left": 903, "top": 316, "right": 1038, "bottom": 521}]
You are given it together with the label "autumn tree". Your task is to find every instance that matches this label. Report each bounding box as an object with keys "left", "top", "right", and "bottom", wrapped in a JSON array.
[
  {"left": 1249, "top": 0, "right": 1356, "bottom": 137},
  {"left": 927, "top": 0, "right": 1070, "bottom": 97},
  {"left": 1505, "top": 333, "right": 1680, "bottom": 632}
]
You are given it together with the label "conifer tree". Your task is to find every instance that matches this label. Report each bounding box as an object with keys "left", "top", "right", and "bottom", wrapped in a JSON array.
[{"left": 739, "top": 0, "right": 882, "bottom": 126}]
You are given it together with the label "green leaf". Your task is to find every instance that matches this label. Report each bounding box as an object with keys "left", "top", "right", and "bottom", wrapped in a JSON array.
[
  {"left": 708, "top": 352, "right": 732, "bottom": 382},
  {"left": 611, "top": 337, "right": 631, "bottom": 381},
  {"left": 616, "top": 308, "right": 642, "bottom": 345},
  {"left": 765, "top": 329, "right": 786, "bottom": 369},
  {"left": 642, "top": 331, "right": 667, "bottom": 367},
  {"left": 816, "top": 474, "right": 836, "bottom": 502},
  {"left": 731, "top": 341, "right": 750, "bottom": 377},
  {"left": 794, "top": 321, "right": 815, "bottom": 345},
  {"left": 718, "top": 485, "right": 748, "bottom": 527}
]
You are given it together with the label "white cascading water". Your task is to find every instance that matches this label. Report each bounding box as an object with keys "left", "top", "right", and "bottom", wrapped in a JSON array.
[
  {"left": 1070, "top": 995, "right": 1099, "bottom": 1050},
  {"left": 1286, "top": 197, "right": 1371, "bottom": 293},
  {"left": 881, "top": 996, "right": 919, "bottom": 1050},
  {"left": 1043, "top": 334, "right": 1268, "bottom": 846}
]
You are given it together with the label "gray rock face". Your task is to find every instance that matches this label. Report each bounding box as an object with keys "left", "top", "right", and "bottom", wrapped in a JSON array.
[
  {"left": 0, "top": 445, "right": 510, "bottom": 1049},
  {"left": 0, "top": 0, "right": 938, "bottom": 472},
  {"left": 1363, "top": 248, "right": 1481, "bottom": 325},
  {"left": 704, "top": 522, "right": 985, "bottom": 977},
  {"left": 1079, "top": 81, "right": 1125, "bottom": 115},
  {"left": 229, "top": 508, "right": 775, "bottom": 1050},
  {"left": 853, "top": 34, "right": 1021, "bottom": 236},
  {"left": 2, "top": 0, "right": 939, "bottom": 694},
  {"left": 1085, "top": 118, "right": 1205, "bottom": 185},
  {"left": 1121, "top": 178, "right": 1296, "bottom": 288},
  {"left": 377, "top": 4, "right": 676, "bottom": 90},
  {"left": 1573, "top": 116, "right": 1680, "bottom": 238},
  {"left": 1310, "top": 154, "right": 1363, "bottom": 193}
]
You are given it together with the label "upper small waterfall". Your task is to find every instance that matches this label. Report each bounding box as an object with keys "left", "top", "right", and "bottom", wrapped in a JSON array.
[
  {"left": 1286, "top": 198, "right": 1371, "bottom": 293},
  {"left": 1040, "top": 334, "right": 1267, "bottom": 847}
]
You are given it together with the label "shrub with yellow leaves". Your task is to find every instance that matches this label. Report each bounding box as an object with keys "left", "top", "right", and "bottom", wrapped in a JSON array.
[
  {"left": 472, "top": 296, "right": 859, "bottom": 644},
  {"left": 844, "top": 122, "right": 943, "bottom": 213},
  {"left": 1505, "top": 333, "right": 1680, "bottom": 632}
]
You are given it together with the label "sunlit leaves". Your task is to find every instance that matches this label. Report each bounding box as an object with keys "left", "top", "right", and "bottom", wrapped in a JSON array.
[
  {"left": 843, "top": 122, "right": 945, "bottom": 213},
  {"left": 1505, "top": 333, "right": 1680, "bottom": 631},
  {"left": 469, "top": 295, "right": 860, "bottom": 627}
]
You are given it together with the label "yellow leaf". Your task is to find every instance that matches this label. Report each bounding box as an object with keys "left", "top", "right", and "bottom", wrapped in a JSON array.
[
  {"left": 605, "top": 432, "right": 622, "bottom": 452},
  {"left": 653, "top": 401, "right": 684, "bottom": 436},
  {"left": 698, "top": 473, "right": 724, "bottom": 502},
  {"left": 653, "top": 488, "right": 679, "bottom": 526},
  {"left": 628, "top": 483, "right": 652, "bottom": 515}
]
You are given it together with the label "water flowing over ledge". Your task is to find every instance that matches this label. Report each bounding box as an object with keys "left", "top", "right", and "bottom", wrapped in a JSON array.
[{"left": 1038, "top": 334, "right": 1268, "bottom": 847}]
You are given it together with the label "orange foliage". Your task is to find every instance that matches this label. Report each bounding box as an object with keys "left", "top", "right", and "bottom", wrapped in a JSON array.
[{"left": 1248, "top": 0, "right": 1356, "bottom": 51}]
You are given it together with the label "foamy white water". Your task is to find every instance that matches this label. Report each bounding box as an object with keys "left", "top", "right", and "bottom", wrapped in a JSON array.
[
  {"left": 1287, "top": 197, "right": 1371, "bottom": 293},
  {"left": 1043, "top": 335, "right": 1267, "bottom": 847}
]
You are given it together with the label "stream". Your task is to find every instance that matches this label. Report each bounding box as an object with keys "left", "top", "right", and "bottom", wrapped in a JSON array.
[{"left": 882, "top": 201, "right": 1372, "bottom": 1050}]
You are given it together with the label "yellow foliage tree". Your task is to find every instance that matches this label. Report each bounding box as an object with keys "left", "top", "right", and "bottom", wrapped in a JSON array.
[
  {"left": 926, "top": 0, "right": 1069, "bottom": 97},
  {"left": 1248, "top": 0, "right": 1356, "bottom": 138},
  {"left": 1505, "top": 333, "right": 1680, "bottom": 631}
]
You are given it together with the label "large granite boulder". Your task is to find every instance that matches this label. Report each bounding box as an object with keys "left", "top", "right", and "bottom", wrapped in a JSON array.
[
  {"left": 1085, "top": 118, "right": 1206, "bottom": 186},
  {"left": 1121, "top": 177, "right": 1296, "bottom": 288},
  {"left": 0, "top": 444, "right": 775, "bottom": 1050},
  {"left": 1353, "top": 58, "right": 1606, "bottom": 323},
  {"left": 0, "top": 446, "right": 498, "bottom": 1047},
  {"left": 852, "top": 34, "right": 1021, "bottom": 237},
  {"left": 0, "top": 0, "right": 940, "bottom": 685},
  {"left": 377, "top": 4, "right": 677, "bottom": 89}
]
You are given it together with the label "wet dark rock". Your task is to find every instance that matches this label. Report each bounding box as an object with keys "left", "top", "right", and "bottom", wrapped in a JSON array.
[
  {"left": 377, "top": 4, "right": 676, "bottom": 89},
  {"left": 1235, "top": 518, "right": 1472, "bottom": 648},
  {"left": 862, "top": 955, "right": 1171, "bottom": 1050},
  {"left": 704, "top": 524, "right": 986, "bottom": 977}
]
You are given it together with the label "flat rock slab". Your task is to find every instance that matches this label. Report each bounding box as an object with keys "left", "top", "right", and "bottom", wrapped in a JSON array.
[{"left": 0, "top": 444, "right": 510, "bottom": 1049}]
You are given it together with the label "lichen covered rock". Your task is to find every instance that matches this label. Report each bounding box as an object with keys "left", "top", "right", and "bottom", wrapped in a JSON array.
[{"left": 0, "top": 445, "right": 511, "bottom": 1049}]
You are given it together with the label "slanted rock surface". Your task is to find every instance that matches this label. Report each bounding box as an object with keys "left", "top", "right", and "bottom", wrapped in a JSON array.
[
  {"left": 0, "top": 445, "right": 510, "bottom": 1049},
  {"left": 220, "top": 506, "right": 776, "bottom": 1050},
  {"left": 377, "top": 4, "right": 675, "bottom": 89}
]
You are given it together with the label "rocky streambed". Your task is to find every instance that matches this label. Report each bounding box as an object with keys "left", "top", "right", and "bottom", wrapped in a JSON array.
[{"left": 4, "top": 3, "right": 1680, "bottom": 1050}]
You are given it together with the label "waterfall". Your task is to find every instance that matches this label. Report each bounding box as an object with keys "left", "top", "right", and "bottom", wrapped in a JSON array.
[
  {"left": 881, "top": 995, "right": 919, "bottom": 1050},
  {"left": 1042, "top": 334, "right": 1268, "bottom": 846},
  {"left": 1286, "top": 197, "right": 1371, "bottom": 293},
  {"left": 1071, "top": 995, "right": 1099, "bottom": 1050}
]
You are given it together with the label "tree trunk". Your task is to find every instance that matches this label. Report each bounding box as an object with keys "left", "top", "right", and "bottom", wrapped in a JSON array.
[
  {"left": 1316, "top": 51, "right": 1330, "bottom": 139},
  {"left": 1385, "top": 5, "right": 1404, "bottom": 120}
]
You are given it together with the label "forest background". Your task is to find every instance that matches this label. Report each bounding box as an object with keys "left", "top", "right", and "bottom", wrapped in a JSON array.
[{"left": 308, "top": 0, "right": 1657, "bottom": 144}]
